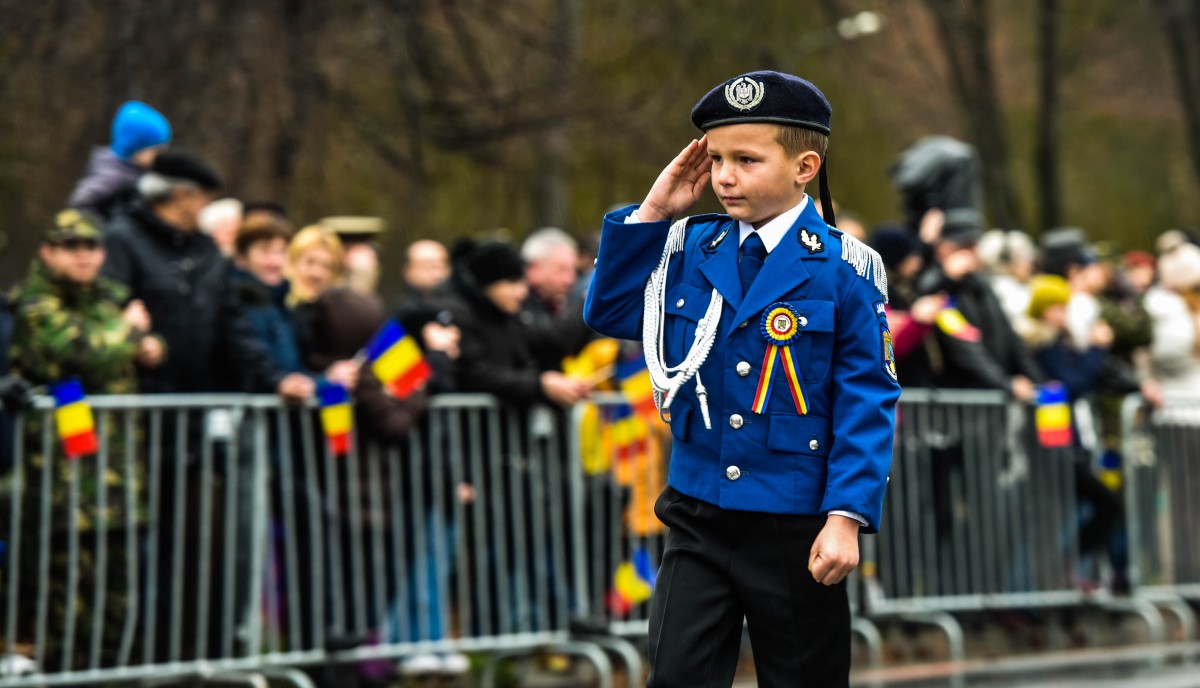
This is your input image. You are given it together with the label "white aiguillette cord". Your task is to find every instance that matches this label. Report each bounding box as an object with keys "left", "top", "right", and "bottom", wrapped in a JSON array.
[{"left": 641, "top": 217, "right": 723, "bottom": 430}]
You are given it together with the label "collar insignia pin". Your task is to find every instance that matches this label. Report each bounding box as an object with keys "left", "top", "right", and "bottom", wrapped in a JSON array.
[{"left": 800, "top": 228, "right": 824, "bottom": 254}]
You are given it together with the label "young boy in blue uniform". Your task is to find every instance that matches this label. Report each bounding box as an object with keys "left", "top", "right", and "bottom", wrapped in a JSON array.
[{"left": 584, "top": 71, "right": 899, "bottom": 687}]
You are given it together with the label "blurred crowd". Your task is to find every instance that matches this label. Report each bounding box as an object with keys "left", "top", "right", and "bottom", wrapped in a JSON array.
[
  {"left": 6, "top": 107, "right": 1199, "bottom": 434},
  {"left": 2, "top": 103, "right": 1200, "bottom": 680},
  {"left": 0, "top": 102, "right": 605, "bottom": 434}
]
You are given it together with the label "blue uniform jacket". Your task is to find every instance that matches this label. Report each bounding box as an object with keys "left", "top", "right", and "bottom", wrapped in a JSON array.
[{"left": 584, "top": 202, "right": 899, "bottom": 532}]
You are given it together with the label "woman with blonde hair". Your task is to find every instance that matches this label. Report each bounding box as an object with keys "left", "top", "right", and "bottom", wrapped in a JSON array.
[{"left": 287, "top": 224, "right": 346, "bottom": 305}]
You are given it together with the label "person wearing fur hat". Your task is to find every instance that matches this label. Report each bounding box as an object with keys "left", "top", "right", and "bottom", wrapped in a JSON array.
[{"left": 68, "top": 101, "right": 173, "bottom": 221}]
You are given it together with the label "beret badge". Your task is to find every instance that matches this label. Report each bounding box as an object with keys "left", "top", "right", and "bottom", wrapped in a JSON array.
[{"left": 724, "top": 76, "right": 765, "bottom": 112}]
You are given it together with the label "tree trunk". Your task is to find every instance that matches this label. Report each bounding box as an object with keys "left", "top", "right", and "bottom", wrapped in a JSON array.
[
  {"left": 535, "top": 0, "right": 580, "bottom": 229},
  {"left": 924, "top": 0, "right": 1023, "bottom": 230},
  {"left": 1035, "top": 0, "right": 1062, "bottom": 232},
  {"left": 1154, "top": 0, "right": 1200, "bottom": 191}
]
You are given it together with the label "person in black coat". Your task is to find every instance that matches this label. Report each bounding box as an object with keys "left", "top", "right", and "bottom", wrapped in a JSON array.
[
  {"left": 909, "top": 218, "right": 1044, "bottom": 545},
  {"left": 440, "top": 240, "right": 590, "bottom": 408},
  {"left": 910, "top": 220, "right": 1043, "bottom": 396},
  {"left": 101, "top": 151, "right": 312, "bottom": 400}
]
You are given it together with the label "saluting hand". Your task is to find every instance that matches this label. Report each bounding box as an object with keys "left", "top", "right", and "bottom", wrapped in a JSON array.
[
  {"left": 638, "top": 137, "right": 711, "bottom": 223},
  {"left": 808, "top": 514, "right": 860, "bottom": 586}
]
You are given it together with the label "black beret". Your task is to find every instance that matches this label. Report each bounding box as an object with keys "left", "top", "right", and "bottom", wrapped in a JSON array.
[
  {"left": 151, "top": 150, "right": 224, "bottom": 192},
  {"left": 691, "top": 70, "right": 832, "bottom": 134}
]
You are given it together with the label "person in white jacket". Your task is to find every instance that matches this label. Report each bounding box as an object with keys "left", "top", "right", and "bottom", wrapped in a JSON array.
[{"left": 1148, "top": 243, "right": 1200, "bottom": 394}]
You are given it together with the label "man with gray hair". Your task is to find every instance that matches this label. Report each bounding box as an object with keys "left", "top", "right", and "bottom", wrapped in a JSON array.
[
  {"left": 521, "top": 227, "right": 579, "bottom": 314},
  {"left": 519, "top": 227, "right": 594, "bottom": 370},
  {"left": 198, "top": 197, "right": 244, "bottom": 257}
]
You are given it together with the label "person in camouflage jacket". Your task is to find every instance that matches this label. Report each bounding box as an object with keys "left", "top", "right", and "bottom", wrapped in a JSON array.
[
  {"left": 9, "top": 211, "right": 164, "bottom": 393},
  {"left": 3, "top": 209, "right": 163, "bottom": 671}
]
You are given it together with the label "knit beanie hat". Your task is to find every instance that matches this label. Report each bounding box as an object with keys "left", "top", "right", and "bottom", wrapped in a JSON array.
[
  {"left": 1027, "top": 274, "right": 1072, "bottom": 319},
  {"left": 459, "top": 241, "right": 525, "bottom": 287},
  {"left": 868, "top": 226, "right": 920, "bottom": 272},
  {"left": 110, "top": 101, "right": 172, "bottom": 160}
]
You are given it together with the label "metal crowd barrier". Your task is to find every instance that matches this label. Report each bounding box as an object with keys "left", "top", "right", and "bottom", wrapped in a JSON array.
[
  {"left": 0, "top": 394, "right": 636, "bottom": 687},
  {"left": 861, "top": 388, "right": 1168, "bottom": 660},
  {"left": 1121, "top": 394, "right": 1200, "bottom": 639},
  {"left": 5, "top": 389, "right": 1197, "bottom": 686}
]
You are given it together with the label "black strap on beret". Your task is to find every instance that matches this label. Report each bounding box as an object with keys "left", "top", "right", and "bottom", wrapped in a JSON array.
[{"left": 819, "top": 157, "right": 836, "bottom": 227}]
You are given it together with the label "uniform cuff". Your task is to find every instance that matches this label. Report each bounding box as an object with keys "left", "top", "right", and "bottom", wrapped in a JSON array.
[{"left": 828, "top": 510, "right": 867, "bottom": 527}]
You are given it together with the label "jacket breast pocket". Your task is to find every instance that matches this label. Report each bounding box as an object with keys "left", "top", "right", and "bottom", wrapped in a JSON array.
[
  {"left": 663, "top": 283, "right": 714, "bottom": 366},
  {"left": 790, "top": 300, "right": 835, "bottom": 382},
  {"left": 767, "top": 413, "right": 831, "bottom": 457}
]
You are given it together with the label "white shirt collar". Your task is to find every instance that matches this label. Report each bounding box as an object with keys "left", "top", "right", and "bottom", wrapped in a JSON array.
[{"left": 738, "top": 196, "right": 809, "bottom": 253}]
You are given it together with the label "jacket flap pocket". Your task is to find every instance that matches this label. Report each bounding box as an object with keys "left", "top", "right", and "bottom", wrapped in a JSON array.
[
  {"left": 666, "top": 283, "right": 714, "bottom": 323},
  {"left": 792, "top": 300, "right": 835, "bottom": 333},
  {"left": 666, "top": 399, "right": 691, "bottom": 442},
  {"left": 767, "top": 414, "right": 831, "bottom": 456}
]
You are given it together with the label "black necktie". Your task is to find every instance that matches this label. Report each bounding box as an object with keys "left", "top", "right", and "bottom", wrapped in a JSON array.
[{"left": 740, "top": 231, "right": 767, "bottom": 294}]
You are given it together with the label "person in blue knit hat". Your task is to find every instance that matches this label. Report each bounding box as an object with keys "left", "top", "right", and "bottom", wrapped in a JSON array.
[{"left": 67, "top": 100, "right": 173, "bottom": 221}]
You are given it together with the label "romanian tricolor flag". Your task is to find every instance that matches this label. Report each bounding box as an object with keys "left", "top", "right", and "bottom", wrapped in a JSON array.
[
  {"left": 364, "top": 320, "right": 431, "bottom": 398},
  {"left": 318, "top": 382, "right": 353, "bottom": 455},
  {"left": 50, "top": 379, "right": 98, "bottom": 459},
  {"left": 605, "top": 548, "right": 657, "bottom": 617},
  {"left": 616, "top": 356, "right": 657, "bottom": 419},
  {"left": 935, "top": 301, "right": 982, "bottom": 343},
  {"left": 1036, "top": 382, "right": 1073, "bottom": 449},
  {"left": 605, "top": 404, "right": 649, "bottom": 465}
]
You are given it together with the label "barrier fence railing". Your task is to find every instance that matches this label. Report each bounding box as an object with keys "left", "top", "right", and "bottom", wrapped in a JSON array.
[
  {"left": 3, "top": 390, "right": 1198, "bottom": 685},
  {"left": 861, "top": 389, "right": 1174, "bottom": 658},
  {"left": 0, "top": 394, "right": 630, "bottom": 687},
  {"left": 1121, "top": 394, "right": 1200, "bottom": 640}
]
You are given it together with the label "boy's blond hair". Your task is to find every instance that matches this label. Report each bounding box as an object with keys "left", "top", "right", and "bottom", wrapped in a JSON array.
[{"left": 776, "top": 125, "right": 828, "bottom": 161}]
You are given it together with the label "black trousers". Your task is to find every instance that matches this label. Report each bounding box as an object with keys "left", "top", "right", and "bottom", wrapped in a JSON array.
[{"left": 647, "top": 486, "right": 850, "bottom": 688}]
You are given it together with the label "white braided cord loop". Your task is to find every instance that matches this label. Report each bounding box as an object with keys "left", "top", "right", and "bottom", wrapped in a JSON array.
[{"left": 641, "top": 217, "right": 722, "bottom": 429}]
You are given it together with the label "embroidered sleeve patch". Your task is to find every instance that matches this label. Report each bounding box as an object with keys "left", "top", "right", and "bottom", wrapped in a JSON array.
[{"left": 874, "top": 301, "right": 898, "bottom": 383}]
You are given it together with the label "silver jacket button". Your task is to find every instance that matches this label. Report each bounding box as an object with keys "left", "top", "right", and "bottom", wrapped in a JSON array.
[
  {"left": 809, "top": 438, "right": 820, "bottom": 451},
  {"left": 726, "top": 465, "right": 741, "bottom": 481},
  {"left": 676, "top": 298, "right": 686, "bottom": 307},
  {"left": 729, "top": 414, "right": 744, "bottom": 429},
  {"left": 798, "top": 316, "right": 809, "bottom": 328},
  {"left": 736, "top": 361, "right": 751, "bottom": 377}
]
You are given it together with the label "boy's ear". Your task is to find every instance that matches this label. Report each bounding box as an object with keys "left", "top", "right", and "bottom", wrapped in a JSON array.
[{"left": 794, "top": 151, "right": 821, "bottom": 186}]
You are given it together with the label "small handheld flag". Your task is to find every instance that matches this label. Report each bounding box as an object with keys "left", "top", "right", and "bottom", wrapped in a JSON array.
[
  {"left": 616, "top": 356, "right": 658, "bottom": 419},
  {"left": 606, "top": 548, "right": 657, "bottom": 616},
  {"left": 935, "top": 301, "right": 982, "bottom": 343},
  {"left": 50, "top": 379, "right": 98, "bottom": 459},
  {"left": 1036, "top": 382, "right": 1072, "bottom": 449},
  {"left": 364, "top": 320, "right": 431, "bottom": 398},
  {"left": 318, "top": 382, "right": 353, "bottom": 455},
  {"left": 605, "top": 404, "right": 649, "bottom": 467}
]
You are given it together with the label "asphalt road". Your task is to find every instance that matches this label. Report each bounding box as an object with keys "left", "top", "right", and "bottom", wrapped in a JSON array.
[{"left": 730, "top": 643, "right": 1200, "bottom": 687}]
